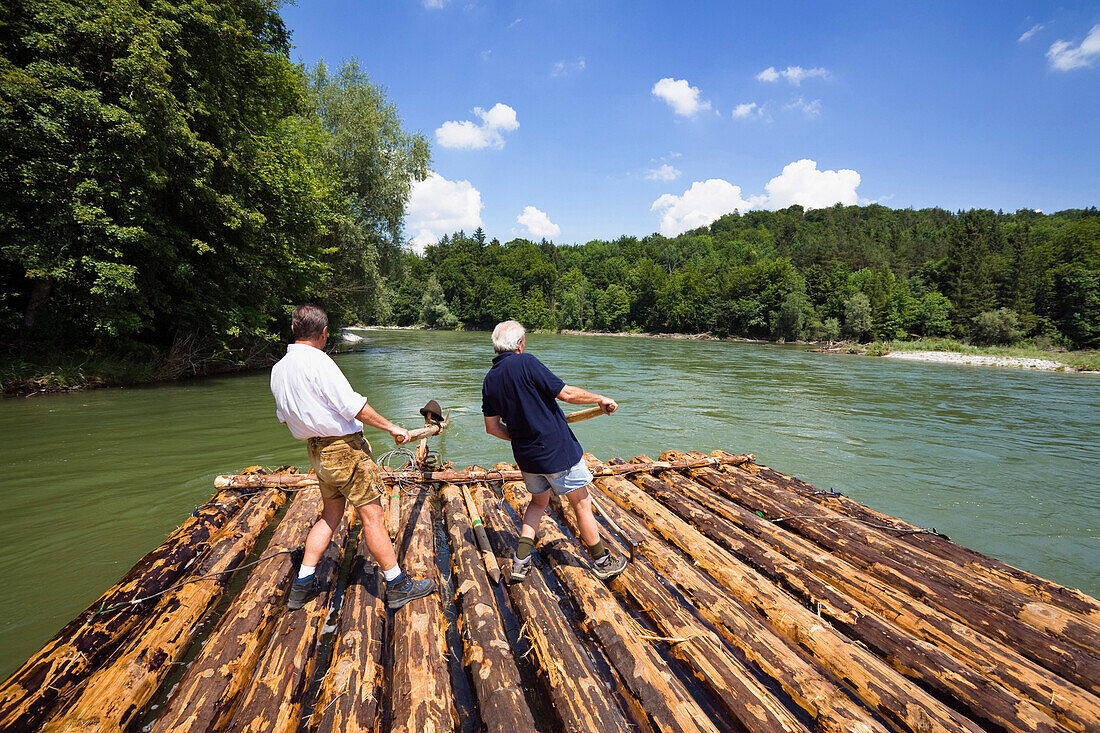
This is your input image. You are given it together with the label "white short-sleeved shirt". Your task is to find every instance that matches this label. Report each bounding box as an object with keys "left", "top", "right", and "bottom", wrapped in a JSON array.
[{"left": 270, "top": 344, "right": 367, "bottom": 440}]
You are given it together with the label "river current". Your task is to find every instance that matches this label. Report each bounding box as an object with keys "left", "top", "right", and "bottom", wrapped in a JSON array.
[{"left": 1, "top": 329, "right": 1097, "bottom": 676}]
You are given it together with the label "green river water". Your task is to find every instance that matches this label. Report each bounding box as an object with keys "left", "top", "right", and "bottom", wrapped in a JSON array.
[{"left": 1, "top": 329, "right": 1098, "bottom": 678}]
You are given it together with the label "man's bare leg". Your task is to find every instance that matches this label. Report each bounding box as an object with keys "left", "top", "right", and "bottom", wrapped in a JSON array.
[
  {"left": 301, "top": 496, "right": 347, "bottom": 568},
  {"left": 355, "top": 498, "right": 398, "bottom": 571},
  {"left": 520, "top": 490, "right": 551, "bottom": 540},
  {"left": 565, "top": 485, "right": 601, "bottom": 547}
]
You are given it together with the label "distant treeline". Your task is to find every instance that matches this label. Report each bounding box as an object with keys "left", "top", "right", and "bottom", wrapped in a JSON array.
[
  {"left": 1, "top": 0, "right": 427, "bottom": 375},
  {"left": 395, "top": 206, "right": 1100, "bottom": 349}
]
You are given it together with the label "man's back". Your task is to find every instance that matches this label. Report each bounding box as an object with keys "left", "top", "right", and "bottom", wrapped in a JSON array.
[{"left": 271, "top": 344, "right": 365, "bottom": 440}]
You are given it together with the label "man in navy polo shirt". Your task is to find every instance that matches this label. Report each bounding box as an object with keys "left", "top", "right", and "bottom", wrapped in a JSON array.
[{"left": 482, "top": 320, "right": 627, "bottom": 584}]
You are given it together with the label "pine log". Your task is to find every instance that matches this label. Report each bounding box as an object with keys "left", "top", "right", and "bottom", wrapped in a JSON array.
[
  {"left": 152, "top": 487, "right": 324, "bottom": 733},
  {"left": 226, "top": 506, "right": 353, "bottom": 733},
  {"left": 581, "top": 455, "right": 985, "bottom": 733},
  {"left": 439, "top": 483, "right": 538, "bottom": 732},
  {"left": 724, "top": 452, "right": 1100, "bottom": 624},
  {"left": 629, "top": 459, "right": 1071, "bottom": 733},
  {"left": 41, "top": 489, "right": 285, "bottom": 733},
  {"left": 213, "top": 454, "right": 754, "bottom": 490},
  {"left": 466, "top": 475, "right": 634, "bottom": 733},
  {"left": 668, "top": 451, "right": 1100, "bottom": 694},
  {"left": 646, "top": 460, "right": 1097, "bottom": 733},
  {"left": 492, "top": 464, "right": 723, "bottom": 733},
  {"left": 460, "top": 483, "right": 502, "bottom": 584},
  {"left": 0, "top": 488, "right": 247, "bottom": 732},
  {"left": 582, "top": 470, "right": 889, "bottom": 733},
  {"left": 542, "top": 490, "right": 815, "bottom": 733},
  {"left": 386, "top": 483, "right": 402, "bottom": 539},
  {"left": 311, "top": 534, "right": 385, "bottom": 733},
  {"left": 390, "top": 484, "right": 456, "bottom": 733}
]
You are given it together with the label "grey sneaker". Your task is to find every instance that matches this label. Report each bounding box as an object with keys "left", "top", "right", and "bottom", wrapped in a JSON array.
[
  {"left": 287, "top": 574, "right": 318, "bottom": 611},
  {"left": 509, "top": 557, "right": 532, "bottom": 584},
  {"left": 592, "top": 554, "right": 627, "bottom": 581},
  {"left": 386, "top": 573, "right": 437, "bottom": 610}
]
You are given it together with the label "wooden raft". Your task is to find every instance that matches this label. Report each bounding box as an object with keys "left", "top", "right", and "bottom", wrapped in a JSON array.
[{"left": 3, "top": 452, "right": 1100, "bottom": 733}]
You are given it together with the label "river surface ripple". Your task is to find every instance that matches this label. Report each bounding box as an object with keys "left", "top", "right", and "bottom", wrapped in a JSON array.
[{"left": 1, "top": 329, "right": 1097, "bottom": 676}]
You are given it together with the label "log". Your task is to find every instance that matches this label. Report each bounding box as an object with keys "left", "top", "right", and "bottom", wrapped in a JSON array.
[
  {"left": 646, "top": 460, "right": 1097, "bottom": 733},
  {"left": 582, "top": 455, "right": 985, "bottom": 733},
  {"left": 439, "top": 483, "right": 538, "bottom": 732},
  {"left": 466, "top": 475, "right": 634, "bottom": 733},
  {"left": 41, "top": 489, "right": 285, "bottom": 733},
  {"left": 213, "top": 454, "right": 754, "bottom": 490},
  {"left": 631, "top": 458, "right": 1070, "bottom": 733},
  {"left": 389, "top": 483, "right": 455, "bottom": 733},
  {"left": 226, "top": 505, "right": 353, "bottom": 733},
  {"left": 311, "top": 533, "right": 386, "bottom": 733},
  {"left": 461, "top": 483, "right": 501, "bottom": 584},
  {"left": 386, "top": 483, "right": 402, "bottom": 539},
  {"left": 493, "top": 464, "right": 722, "bottom": 733},
  {"left": 725, "top": 452, "right": 1100, "bottom": 624},
  {"left": 583, "top": 470, "right": 888, "bottom": 733},
  {"left": 542, "top": 489, "right": 814, "bottom": 733},
  {"left": 152, "top": 487, "right": 324, "bottom": 733},
  {"left": 672, "top": 451, "right": 1100, "bottom": 694},
  {"left": 564, "top": 404, "right": 606, "bottom": 423},
  {"left": 0, "top": 488, "right": 247, "bottom": 732}
]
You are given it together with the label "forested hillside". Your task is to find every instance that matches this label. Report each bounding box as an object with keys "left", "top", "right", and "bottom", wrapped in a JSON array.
[
  {"left": 395, "top": 207, "right": 1100, "bottom": 349},
  {"left": 0, "top": 0, "right": 427, "bottom": 378}
]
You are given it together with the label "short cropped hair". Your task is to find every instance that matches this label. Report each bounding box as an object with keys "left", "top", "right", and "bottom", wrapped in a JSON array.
[
  {"left": 291, "top": 304, "right": 328, "bottom": 340},
  {"left": 492, "top": 320, "right": 525, "bottom": 353}
]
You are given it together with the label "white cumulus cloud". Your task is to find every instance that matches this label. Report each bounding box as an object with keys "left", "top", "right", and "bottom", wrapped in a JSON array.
[
  {"left": 516, "top": 206, "right": 560, "bottom": 238},
  {"left": 405, "top": 172, "right": 483, "bottom": 251},
  {"left": 651, "top": 159, "right": 862, "bottom": 236},
  {"left": 435, "top": 103, "right": 519, "bottom": 149},
  {"left": 756, "top": 65, "right": 830, "bottom": 85},
  {"left": 1047, "top": 24, "right": 1100, "bottom": 71},
  {"left": 651, "top": 77, "right": 712, "bottom": 117},
  {"left": 785, "top": 97, "right": 822, "bottom": 118},
  {"left": 732, "top": 102, "right": 761, "bottom": 119},
  {"left": 645, "top": 163, "right": 681, "bottom": 181},
  {"left": 1018, "top": 23, "right": 1045, "bottom": 43},
  {"left": 652, "top": 180, "right": 752, "bottom": 236}
]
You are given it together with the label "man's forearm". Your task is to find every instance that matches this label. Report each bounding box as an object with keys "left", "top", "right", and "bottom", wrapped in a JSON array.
[
  {"left": 355, "top": 401, "right": 399, "bottom": 433},
  {"left": 558, "top": 385, "right": 604, "bottom": 405}
]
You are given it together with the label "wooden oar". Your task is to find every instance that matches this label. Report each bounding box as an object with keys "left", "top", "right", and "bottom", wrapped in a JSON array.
[
  {"left": 406, "top": 415, "right": 449, "bottom": 442},
  {"left": 460, "top": 485, "right": 501, "bottom": 583},
  {"left": 565, "top": 404, "right": 611, "bottom": 423}
]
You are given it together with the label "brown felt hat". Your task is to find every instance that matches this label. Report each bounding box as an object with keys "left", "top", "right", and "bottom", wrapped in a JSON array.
[{"left": 419, "top": 399, "right": 444, "bottom": 424}]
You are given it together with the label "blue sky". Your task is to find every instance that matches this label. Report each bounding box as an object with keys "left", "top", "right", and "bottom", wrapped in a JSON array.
[{"left": 280, "top": 1, "right": 1100, "bottom": 248}]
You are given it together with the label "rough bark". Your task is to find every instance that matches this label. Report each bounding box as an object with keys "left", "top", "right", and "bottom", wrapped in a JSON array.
[
  {"left": 467, "top": 475, "right": 634, "bottom": 733},
  {"left": 41, "top": 489, "right": 285, "bottom": 732},
  {"left": 584, "top": 455, "right": 985, "bottom": 733},
  {"left": 632, "top": 458, "right": 1071, "bottom": 733},
  {"left": 672, "top": 451, "right": 1100, "bottom": 694},
  {"left": 386, "top": 483, "right": 402, "bottom": 539},
  {"left": 0, "top": 488, "right": 247, "bottom": 732},
  {"left": 226, "top": 506, "right": 353, "bottom": 733},
  {"left": 494, "top": 464, "right": 722, "bottom": 733},
  {"left": 311, "top": 533, "right": 386, "bottom": 733},
  {"left": 152, "top": 487, "right": 323, "bottom": 733},
  {"left": 389, "top": 484, "right": 457, "bottom": 733},
  {"left": 440, "top": 483, "right": 538, "bottom": 732}
]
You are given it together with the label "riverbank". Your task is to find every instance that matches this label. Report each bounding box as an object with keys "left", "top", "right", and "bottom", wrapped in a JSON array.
[{"left": 818, "top": 338, "right": 1100, "bottom": 372}]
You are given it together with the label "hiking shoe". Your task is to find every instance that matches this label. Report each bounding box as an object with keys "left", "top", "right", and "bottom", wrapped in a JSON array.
[
  {"left": 287, "top": 574, "right": 318, "bottom": 611},
  {"left": 386, "top": 573, "right": 437, "bottom": 610},
  {"left": 592, "top": 554, "right": 627, "bottom": 581},
  {"left": 509, "top": 557, "right": 533, "bottom": 585}
]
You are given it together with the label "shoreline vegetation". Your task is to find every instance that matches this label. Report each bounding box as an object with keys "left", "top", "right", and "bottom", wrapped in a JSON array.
[{"left": 5, "top": 329, "right": 1097, "bottom": 397}]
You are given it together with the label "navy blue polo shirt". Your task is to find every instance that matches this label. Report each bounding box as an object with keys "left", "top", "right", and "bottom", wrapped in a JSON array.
[{"left": 481, "top": 351, "right": 583, "bottom": 474}]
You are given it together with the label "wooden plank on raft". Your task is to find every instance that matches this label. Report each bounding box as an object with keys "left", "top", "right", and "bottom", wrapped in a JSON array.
[
  {"left": 310, "top": 534, "right": 386, "bottom": 733},
  {"left": 40, "top": 488, "right": 286, "bottom": 733},
  {"left": 0, "top": 488, "right": 248, "bottom": 733},
  {"left": 579, "top": 454, "right": 986, "bottom": 733},
  {"left": 226, "top": 505, "right": 353, "bottom": 733},
  {"left": 466, "top": 475, "right": 634, "bottom": 733},
  {"left": 389, "top": 483, "right": 456, "bottom": 733},
  {"left": 724, "top": 451, "right": 1100, "bottom": 624},
  {"left": 491, "top": 463, "right": 723, "bottom": 733},
  {"left": 540, "top": 487, "right": 815, "bottom": 733},
  {"left": 629, "top": 456, "right": 1073, "bottom": 733},
  {"left": 581, "top": 467, "right": 888, "bottom": 733},
  {"left": 439, "top": 482, "right": 538, "bottom": 732},
  {"left": 152, "top": 487, "right": 324, "bottom": 733},
  {"left": 666, "top": 450, "right": 1100, "bottom": 696}
]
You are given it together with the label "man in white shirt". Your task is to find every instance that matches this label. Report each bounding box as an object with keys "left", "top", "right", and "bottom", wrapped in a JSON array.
[{"left": 271, "top": 304, "right": 436, "bottom": 610}]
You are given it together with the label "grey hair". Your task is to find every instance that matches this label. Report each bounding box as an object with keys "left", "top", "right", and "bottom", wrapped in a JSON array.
[{"left": 492, "top": 320, "right": 526, "bottom": 353}]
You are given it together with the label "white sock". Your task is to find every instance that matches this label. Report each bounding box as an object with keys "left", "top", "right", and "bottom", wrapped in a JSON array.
[
  {"left": 382, "top": 565, "right": 403, "bottom": 582},
  {"left": 297, "top": 564, "right": 316, "bottom": 580}
]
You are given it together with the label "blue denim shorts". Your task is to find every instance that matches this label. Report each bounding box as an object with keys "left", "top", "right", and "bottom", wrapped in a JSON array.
[{"left": 521, "top": 460, "right": 594, "bottom": 496}]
